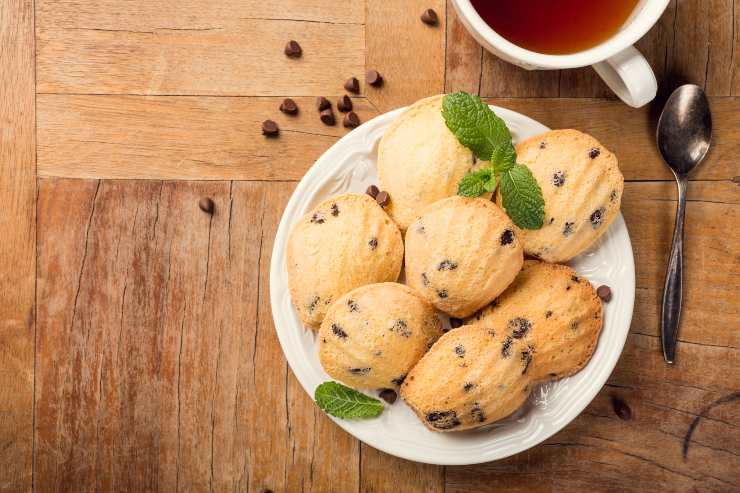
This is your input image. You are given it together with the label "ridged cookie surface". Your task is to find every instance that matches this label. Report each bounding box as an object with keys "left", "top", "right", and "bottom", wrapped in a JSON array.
[
  {"left": 319, "top": 283, "right": 443, "bottom": 389},
  {"left": 400, "top": 324, "right": 534, "bottom": 432},
  {"left": 404, "top": 196, "right": 524, "bottom": 318},
  {"left": 467, "top": 260, "right": 603, "bottom": 381},
  {"left": 499, "top": 130, "right": 624, "bottom": 263},
  {"left": 287, "top": 194, "right": 403, "bottom": 329},
  {"left": 377, "top": 95, "right": 478, "bottom": 231}
]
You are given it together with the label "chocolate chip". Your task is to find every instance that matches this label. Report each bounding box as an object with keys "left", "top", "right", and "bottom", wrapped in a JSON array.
[
  {"left": 421, "top": 272, "right": 429, "bottom": 287},
  {"left": 349, "top": 367, "right": 371, "bottom": 375},
  {"left": 330, "top": 203, "right": 340, "bottom": 216},
  {"left": 337, "top": 94, "right": 353, "bottom": 112},
  {"left": 420, "top": 8, "right": 439, "bottom": 25},
  {"left": 463, "top": 382, "right": 475, "bottom": 392},
  {"left": 310, "top": 213, "right": 325, "bottom": 224},
  {"left": 279, "top": 98, "right": 298, "bottom": 115},
  {"left": 437, "top": 289, "right": 448, "bottom": 299},
  {"left": 343, "top": 111, "right": 360, "bottom": 128},
  {"left": 331, "top": 323, "right": 348, "bottom": 339},
  {"left": 597, "top": 285, "right": 612, "bottom": 302},
  {"left": 366, "top": 69, "right": 383, "bottom": 87},
  {"left": 508, "top": 317, "right": 531, "bottom": 339},
  {"left": 539, "top": 141, "right": 547, "bottom": 149},
  {"left": 521, "top": 346, "right": 534, "bottom": 374},
  {"left": 426, "top": 410, "right": 461, "bottom": 430},
  {"left": 390, "top": 319, "right": 411, "bottom": 337},
  {"left": 454, "top": 345, "right": 465, "bottom": 358},
  {"left": 261, "top": 119, "right": 279, "bottom": 137},
  {"left": 347, "top": 299, "right": 359, "bottom": 312},
  {"left": 378, "top": 388, "right": 397, "bottom": 404},
  {"left": 610, "top": 190, "right": 618, "bottom": 203},
  {"left": 589, "top": 147, "right": 601, "bottom": 159},
  {"left": 552, "top": 171, "right": 565, "bottom": 187},
  {"left": 571, "top": 275, "right": 580, "bottom": 283},
  {"left": 344, "top": 76, "right": 360, "bottom": 94},
  {"left": 260, "top": 489, "right": 274, "bottom": 493},
  {"left": 368, "top": 237, "right": 378, "bottom": 250},
  {"left": 500, "top": 229, "right": 514, "bottom": 245},
  {"left": 545, "top": 310, "right": 553, "bottom": 319},
  {"left": 284, "top": 40, "right": 302, "bottom": 58},
  {"left": 449, "top": 317, "right": 463, "bottom": 329},
  {"left": 366, "top": 185, "right": 379, "bottom": 199},
  {"left": 471, "top": 404, "right": 486, "bottom": 423},
  {"left": 391, "top": 374, "right": 407, "bottom": 386},
  {"left": 320, "top": 108, "right": 336, "bottom": 126},
  {"left": 501, "top": 336, "right": 513, "bottom": 358},
  {"left": 590, "top": 208, "right": 605, "bottom": 228},
  {"left": 306, "top": 296, "right": 320, "bottom": 313},
  {"left": 569, "top": 320, "right": 579, "bottom": 331},
  {"left": 612, "top": 396, "right": 632, "bottom": 421},
  {"left": 437, "top": 259, "right": 458, "bottom": 271},
  {"left": 199, "top": 197, "right": 215, "bottom": 214},
  {"left": 375, "top": 191, "right": 390, "bottom": 207},
  {"left": 563, "top": 221, "right": 574, "bottom": 236},
  {"left": 316, "top": 96, "right": 331, "bottom": 111},
  {"left": 549, "top": 217, "right": 555, "bottom": 225}
]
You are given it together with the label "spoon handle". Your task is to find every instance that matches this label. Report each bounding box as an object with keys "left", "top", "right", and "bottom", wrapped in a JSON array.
[{"left": 661, "top": 175, "right": 688, "bottom": 364}]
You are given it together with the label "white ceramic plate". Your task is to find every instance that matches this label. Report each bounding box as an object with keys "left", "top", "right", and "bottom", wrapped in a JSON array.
[{"left": 269, "top": 106, "right": 635, "bottom": 465}]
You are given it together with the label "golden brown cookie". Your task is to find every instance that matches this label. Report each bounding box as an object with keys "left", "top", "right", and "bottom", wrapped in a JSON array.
[
  {"left": 404, "top": 196, "right": 524, "bottom": 318},
  {"left": 287, "top": 193, "right": 403, "bottom": 329},
  {"left": 319, "top": 283, "right": 443, "bottom": 390}
]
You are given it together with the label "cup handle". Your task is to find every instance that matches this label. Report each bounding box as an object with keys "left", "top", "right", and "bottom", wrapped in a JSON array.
[{"left": 592, "top": 45, "right": 657, "bottom": 108}]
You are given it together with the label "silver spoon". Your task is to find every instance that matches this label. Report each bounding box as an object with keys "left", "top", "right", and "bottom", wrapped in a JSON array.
[{"left": 656, "top": 84, "right": 712, "bottom": 364}]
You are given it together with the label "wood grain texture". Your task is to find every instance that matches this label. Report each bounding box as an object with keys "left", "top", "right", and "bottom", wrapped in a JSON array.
[
  {"left": 444, "top": 0, "right": 482, "bottom": 95},
  {"left": 365, "top": 0, "right": 446, "bottom": 111},
  {"left": 37, "top": 95, "right": 379, "bottom": 180},
  {"left": 34, "top": 179, "right": 362, "bottom": 492},
  {"left": 0, "top": 1, "right": 35, "bottom": 491}
]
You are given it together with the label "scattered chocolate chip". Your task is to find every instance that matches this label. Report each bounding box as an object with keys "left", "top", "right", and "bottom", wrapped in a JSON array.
[
  {"left": 508, "top": 317, "right": 531, "bottom": 339},
  {"left": 539, "top": 141, "right": 547, "bottom": 149},
  {"left": 366, "top": 69, "right": 383, "bottom": 87},
  {"left": 284, "top": 40, "right": 302, "bottom": 58},
  {"left": 454, "top": 345, "right": 465, "bottom": 358},
  {"left": 421, "top": 272, "right": 429, "bottom": 287},
  {"left": 521, "top": 346, "right": 534, "bottom": 374},
  {"left": 548, "top": 372, "right": 558, "bottom": 377},
  {"left": 375, "top": 191, "right": 390, "bottom": 207},
  {"left": 437, "top": 259, "right": 458, "bottom": 271},
  {"left": 590, "top": 207, "right": 605, "bottom": 228},
  {"left": 262, "top": 119, "right": 279, "bottom": 137},
  {"left": 391, "top": 374, "right": 406, "bottom": 386},
  {"left": 597, "top": 285, "right": 613, "bottom": 302},
  {"left": 552, "top": 171, "right": 565, "bottom": 187},
  {"left": 347, "top": 299, "right": 359, "bottom": 312},
  {"left": 337, "top": 94, "right": 353, "bottom": 112},
  {"left": 463, "top": 382, "right": 475, "bottom": 392},
  {"left": 426, "top": 410, "right": 461, "bottom": 430},
  {"left": 420, "top": 8, "right": 439, "bottom": 25},
  {"left": 571, "top": 275, "right": 580, "bottom": 283},
  {"left": 549, "top": 217, "right": 555, "bottom": 225},
  {"left": 589, "top": 147, "right": 601, "bottom": 159},
  {"left": 563, "top": 221, "right": 574, "bottom": 236},
  {"left": 306, "top": 296, "right": 320, "bottom": 313},
  {"left": 569, "top": 320, "right": 579, "bottom": 331},
  {"left": 545, "top": 310, "right": 553, "bottom": 319},
  {"left": 437, "top": 289, "right": 448, "bottom": 299},
  {"left": 611, "top": 396, "right": 632, "bottom": 421},
  {"left": 378, "top": 388, "right": 397, "bottom": 404},
  {"left": 471, "top": 404, "right": 486, "bottom": 423},
  {"left": 610, "top": 190, "right": 618, "bottom": 203},
  {"left": 331, "top": 323, "right": 348, "bottom": 339},
  {"left": 368, "top": 237, "right": 378, "bottom": 250},
  {"left": 500, "top": 229, "right": 514, "bottom": 245},
  {"left": 198, "top": 197, "right": 215, "bottom": 214},
  {"left": 349, "top": 367, "right": 371, "bottom": 375},
  {"left": 316, "top": 96, "right": 331, "bottom": 111},
  {"left": 390, "top": 319, "right": 411, "bottom": 337},
  {"left": 310, "top": 213, "right": 325, "bottom": 224},
  {"left": 330, "top": 203, "right": 340, "bottom": 216},
  {"left": 279, "top": 98, "right": 298, "bottom": 115},
  {"left": 450, "top": 317, "right": 463, "bottom": 329},
  {"left": 260, "top": 489, "right": 274, "bottom": 493},
  {"left": 320, "top": 108, "right": 335, "bottom": 126},
  {"left": 366, "top": 185, "right": 379, "bottom": 199},
  {"left": 501, "top": 336, "right": 513, "bottom": 358},
  {"left": 343, "top": 111, "right": 360, "bottom": 128},
  {"left": 344, "top": 76, "right": 360, "bottom": 94}
]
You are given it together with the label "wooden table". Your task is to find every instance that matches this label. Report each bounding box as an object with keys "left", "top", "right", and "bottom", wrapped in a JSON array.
[{"left": 1, "top": 1, "right": 738, "bottom": 491}]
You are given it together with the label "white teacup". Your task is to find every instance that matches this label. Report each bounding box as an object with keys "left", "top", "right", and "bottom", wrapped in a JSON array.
[{"left": 451, "top": 0, "right": 671, "bottom": 108}]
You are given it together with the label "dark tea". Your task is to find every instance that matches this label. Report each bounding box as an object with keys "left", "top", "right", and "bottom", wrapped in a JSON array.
[{"left": 470, "top": 0, "right": 640, "bottom": 55}]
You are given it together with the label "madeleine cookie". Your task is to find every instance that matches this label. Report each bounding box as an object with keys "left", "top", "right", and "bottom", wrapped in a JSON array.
[
  {"left": 319, "top": 283, "right": 443, "bottom": 390},
  {"left": 377, "top": 95, "right": 481, "bottom": 231},
  {"left": 468, "top": 260, "right": 603, "bottom": 380},
  {"left": 401, "top": 324, "right": 534, "bottom": 432},
  {"left": 499, "top": 130, "right": 624, "bottom": 263},
  {"left": 404, "top": 196, "right": 524, "bottom": 318},
  {"left": 287, "top": 194, "right": 403, "bottom": 329}
]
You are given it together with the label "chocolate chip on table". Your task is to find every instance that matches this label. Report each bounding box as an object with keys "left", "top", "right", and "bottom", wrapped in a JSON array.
[
  {"left": 320, "top": 108, "right": 336, "bottom": 126},
  {"left": 198, "top": 197, "right": 215, "bottom": 214},
  {"left": 375, "top": 191, "right": 390, "bottom": 207},
  {"left": 597, "top": 285, "right": 613, "bottom": 302},
  {"left": 449, "top": 317, "right": 463, "bottom": 329},
  {"left": 344, "top": 76, "right": 360, "bottom": 94},
  {"left": 279, "top": 98, "right": 298, "bottom": 115},
  {"left": 316, "top": 96, "right": 331, "bottom": 111},
  {"left": 284, "top": 40, "right": 302, "bottom": 58},
  {"left": 611, "top": 395, "right": 632, "bottom": 421},
  {"left": 366, "top": 185, "right": 380, "bottom": 199},
  {"left": 366, "top": 69, "right": 383, "bottom": 87},
  {"left": 337, "top": 94, "right": 353, "bottom": 112},
  {"left": 420, "top": 8, "right": 439, "bottom": 26},
  {"left": 378, "top": 388, "right": 398, "bottom": 404},
  {"left": 260, "top": 489, "right": 274, "bottom": 493},
  {"left": 343, "top": 111, "right": 360, "bottom": 128},
  {"left": 262, "top": 119, "right": 279, "bottom": 137}
]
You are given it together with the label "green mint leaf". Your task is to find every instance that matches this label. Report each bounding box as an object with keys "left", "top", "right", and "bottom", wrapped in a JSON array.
[
  {"left": 499, "top": 164, "right": 545, "bottom": 230},
  {"left": 314, "top": 381, "right": 384, "bottom": 419},
  {"left": 442, "top": 92, "right": 512, "bottom": 161},
  {"left": 490, "top": 142, "right": 516, "bottom": 172},
  {"left": 458, "top": 167, "right": 495, "bottom": 197}
]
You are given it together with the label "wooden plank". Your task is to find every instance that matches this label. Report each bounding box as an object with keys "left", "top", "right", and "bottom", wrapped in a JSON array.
[
  {"left": 361, "top": 446, "right": 445, "bottom": 493},
  {"left": 479, "top": 52, "right": 560, "bottom": 98},
  {"left": 446, "top": 181, "right": 739, "bottom": 492},
  {"left": 0, "top": 0, "right": 36, "bottom": 491},
  {"left": 35, "top": 179, "right": 360, "bottom": 491},
  {"left": 445, "top": 0, "right": 482, "bottom": 94},
  {"left": 37, "top": 95, "right": 379, "bottom": 180},
  {"left": 37, "top": 20, "right": 364, "bottom": 96},
  {"left": 366, "top": 0, "right": 446, "bottom": 111}
]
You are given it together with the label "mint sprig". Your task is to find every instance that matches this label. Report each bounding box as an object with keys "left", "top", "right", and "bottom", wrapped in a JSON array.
[
  {"left": 442, "top": 92, "right": 544, "bottom": 230},
  {"left": 314, "top": 381, "right": 384, "bottom": 419}
]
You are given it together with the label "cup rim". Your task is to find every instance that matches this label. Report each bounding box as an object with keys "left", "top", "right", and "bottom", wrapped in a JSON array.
[{"left": 452, "top": 0, "right": 671, "bottom": 69}]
